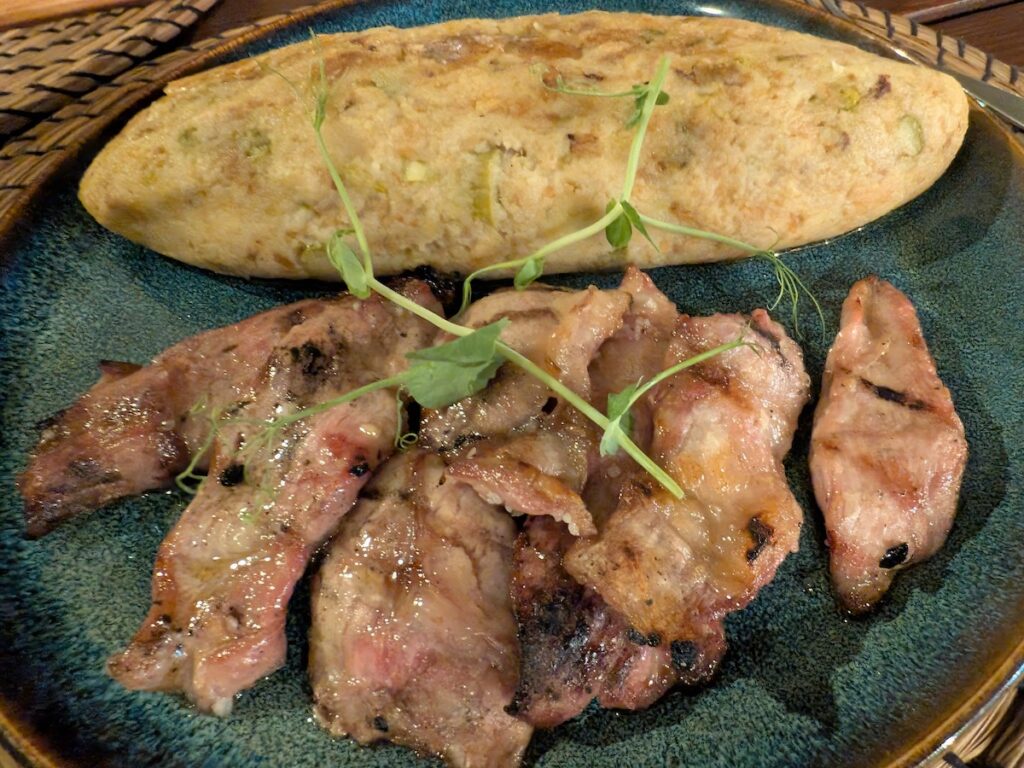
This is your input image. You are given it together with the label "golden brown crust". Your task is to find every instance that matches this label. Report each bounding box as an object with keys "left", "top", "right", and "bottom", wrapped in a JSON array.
[{"left": 79, "top": 11, "right": 969, "bottom": 280}]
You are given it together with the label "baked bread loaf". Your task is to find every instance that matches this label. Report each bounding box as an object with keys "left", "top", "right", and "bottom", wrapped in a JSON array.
[{"left": 79, "top": 11, "right": 969, "bottom": 279}]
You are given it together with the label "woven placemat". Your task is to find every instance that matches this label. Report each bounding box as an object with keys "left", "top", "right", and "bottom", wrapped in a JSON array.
[
  {"left": 0, "top": 1, "right": 1021, "bottom": 766},
  {"left": 0, "top": 0, "right": 220, "bottom": 144}
]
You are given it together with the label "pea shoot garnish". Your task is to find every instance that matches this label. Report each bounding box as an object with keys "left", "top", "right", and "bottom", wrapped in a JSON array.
[
  {"left": 542, "top": 71, "right": 670, "bottom": 127},
  {"left": 458, "top": 57, "right": 823, "bottom": 334},
  {"left": 175, "top": 40, "right": 823, "bottom": 503},
  {"left": 457, "top": 56, "right": 672, "bottom": 315},
  {"left": 600, "top": 335, "right": 756, "bottom": 458}
]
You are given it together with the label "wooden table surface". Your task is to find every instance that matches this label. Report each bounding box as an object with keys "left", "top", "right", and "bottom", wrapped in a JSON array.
[{"left": 187, "top": 0, "right": 1023, "bottom": 65}]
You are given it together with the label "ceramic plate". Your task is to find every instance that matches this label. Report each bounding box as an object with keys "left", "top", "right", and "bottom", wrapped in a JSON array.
[{"left": 1, "top": 1, "right": 1022, "bottom": 766}]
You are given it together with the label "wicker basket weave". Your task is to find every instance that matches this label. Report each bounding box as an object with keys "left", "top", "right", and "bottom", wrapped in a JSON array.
[
  {"left": 0, "top": 1, "right": 1020, "bottom": 766},
  {"left": 0, "top": 0, "right": 219, "bottom": 143}
]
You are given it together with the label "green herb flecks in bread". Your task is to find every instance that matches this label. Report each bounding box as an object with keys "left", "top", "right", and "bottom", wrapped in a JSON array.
[{"left": 79, "top": 11, "right": 968, "bottom": 280}]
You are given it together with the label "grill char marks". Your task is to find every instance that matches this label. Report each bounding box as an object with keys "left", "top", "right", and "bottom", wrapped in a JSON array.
[
  {"left": 508, "top": 517, "right": 679, "bottom": 728},
  {"left": 310, "top": 450, "right": 531, "bottom": 767},
  {"left": 859, "top": 377, "right": 930, "bottom": 411},
  {"left": 565, "top": 309, "right": 809, "bottom": 679},
  {"left": 426, "top": 283, "right": 631, "bottom": 538},
  {"left": 106, "top": 284, "right": 441, "bottom": 714},
  {"left": 746, "top": 516, "right": 774, "bottom": 563},
  {"left": 18, "top": 296, "right": 335, "bottom": 537},
  {"left": 810, "top": 276, "right": 967, "bottom": 613}
]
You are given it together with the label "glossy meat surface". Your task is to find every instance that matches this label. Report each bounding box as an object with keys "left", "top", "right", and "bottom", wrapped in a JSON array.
[
  {"left": 566, "top": 310, "right": 809, "bottom": 679},
  {"left": 583, "top": 267, "right": 681, "bottom": 527},
  {"left": 810, "top": 276, "right": 967, "bottom": 613},
  {"left": 508, "top": 517, "right": 679, "bottom": 728},
  {"left": 107, "top": 284, "right": 440, "bottom": 713},
  {"left": 310, "top": 450, "right": 531, "bottom": 767},
  {"left": 425, "top": 284, "right": 630, "bottom": 537},
  {"left": 18, "top": 298, "right": 327, "bottom": 537},
  {"left": 506, "top": 269, "right": 690, "bottom": 727}
]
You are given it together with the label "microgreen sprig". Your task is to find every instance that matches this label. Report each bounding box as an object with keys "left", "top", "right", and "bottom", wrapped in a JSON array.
[
  {"left": 208, "top": 41, "right": 819, "bottom": 504},
  {"left": 457, "top": 56, "right": 673, "bottom": 314},
  {"left": 600, "top": 334, "right": 756, "bottom": 458},
  {"left": 461, "top": 52, "right": 823, "bottom": 340},
  {"left": 295, "top": 40, "right": 687, "bottom": 499},
  {"left": 543, "top": 72, "right": 670, "bottom": 127},
  {"left": 635, "top": 212, "right": 825, "bottom": 334},
  {"left": 471, "top": 55, "right": 824, "bottom": 336},
  {"left": 457, "top": 203, "right": 623, "bottom": 315}
]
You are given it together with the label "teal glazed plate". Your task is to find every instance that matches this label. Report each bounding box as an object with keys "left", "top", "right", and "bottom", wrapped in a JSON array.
[{"left": 1, "top": 1, "right": 1022, "bottom": 766}]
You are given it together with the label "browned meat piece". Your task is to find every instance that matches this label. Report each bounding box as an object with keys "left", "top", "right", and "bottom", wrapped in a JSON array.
[
  {"left": 421, "top": 287, "right": 572, "bottom": 447},
  {"left": 505, "top": 269, "right": 697, "bottom": 728},
  {"left": 507, "top": 517, "right": 679, "bottom": 728},
  {"left": 18, "top": 296, "right": 330, "bottom": 536},
  {"left": 446, "top": 424, "right": 597, "bottom": 537},
  {"left": 810, "top": 276, "right": 968, "bottom": 613},
  {"left": 423, "top": 284, "right": 629, "bottom": 448},
  {"left": 583, "top": 266, "right": 681, "bottom": 526},
  {"left": 425, "top": 283, "right": 631, "bottom": 537},
  {"left": 310, "top": 449, "right": 531, "bottom": 768},
  {"left": 565, "top": 310, "right": 810, "bottom": 682},
  {"left": 107, "top": 283, "right": 440, "bottom": 714}
]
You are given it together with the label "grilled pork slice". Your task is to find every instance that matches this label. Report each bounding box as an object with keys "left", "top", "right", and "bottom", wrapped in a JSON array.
[
  {"left": 107, "top": 283, "right": 440, "bottom": 714},
  {"left": 508, "top": 268, "right": 692, "bottom": 728},
  {"left": 424, "top": 283, "right": 631, "bottom": 537},
  {"left": 508, "top": 517, "right": 679, "bottom": 728},
  {"left": 310, "top": 450, "right": 531, "bottom": 768},
  {"left": 584, "top": 266, "right": 681, "bottom": 525},
  {"left": 18, "top": 297, "right": 331, "bottom": 537},
  {"left": 810, "top": 276, "right": 967, "bottom": 613},
  {"left": 565, "top": 310, "right": 810, "bottom": 681}
]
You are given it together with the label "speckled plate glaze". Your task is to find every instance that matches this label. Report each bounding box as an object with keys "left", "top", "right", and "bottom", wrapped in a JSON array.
[{"left": 1, "top": 1, "right": 1022, "bottom": 766}]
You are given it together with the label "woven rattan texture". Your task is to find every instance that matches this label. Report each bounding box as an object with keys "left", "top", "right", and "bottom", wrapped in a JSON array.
[
  {"left": 818, "top": 0, "right": 1022, "bottom": 96},
  {"left": 0, "top": 1, "right": 1020, "bottom": 766},
  {"left": 0, "top": 0, "right": 219, "bottom": 143}
]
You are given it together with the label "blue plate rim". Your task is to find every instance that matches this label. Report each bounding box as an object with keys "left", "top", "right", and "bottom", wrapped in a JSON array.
[{"left": 1, "top": 1, "right": 1022, "bottom": 766}]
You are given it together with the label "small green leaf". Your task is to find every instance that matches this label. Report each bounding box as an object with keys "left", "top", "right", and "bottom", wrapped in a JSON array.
[
  {"left": 606, "top": 383, "right": 639, "bottom": 423},
  {"left": 605, "top": 200, "right": 632, "bottom": 249},
  {"left": 327, "top": 230, "right": 370, "bottom": 299},
  {"left": 626, "top": 95, "right": 646, "bottom": 128},
  {"left": 620, "top": 201, "right": 660, "bottom": 253},
  {"left": 655, "top": 91, "right": 669, "bottom": 106},
  {"left": 514, "top": 256, "right": 544, "bottom": 290},
  {"left": 310, "top": 31, "right": 329, "bottom": 130},
  {"left": 400, "top": 320, "right": 508, "bottom": 409},
  {"left": 600, "top": 383, "right": 640, "bottom": 457}
]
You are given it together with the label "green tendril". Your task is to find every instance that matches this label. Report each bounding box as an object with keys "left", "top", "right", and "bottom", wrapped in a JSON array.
[
  {"left": 226, "top": 49, "right": 821, "bottom": 505},
  {"left": 756, "top": 250, "right": 826, "bottom": 337},
  {"left": 636, "top": 213, "right": 825, "bottom": 336},
  {"left": 541, "top": 71, "right": 670, "bottom": 126},
  {"left": 174, "top": 404, "right": 224, "bottom": 495},
  {"left": 456, "top": 202, "right": 623, "bottom": 316},
  {"left": 600, "top": 335, "right": 748, "bottom": 458}
]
